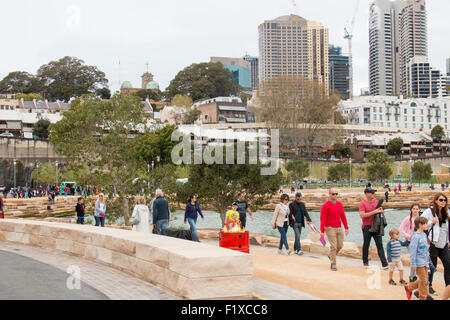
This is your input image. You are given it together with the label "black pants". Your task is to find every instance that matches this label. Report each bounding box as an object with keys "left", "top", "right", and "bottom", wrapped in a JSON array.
[
  {"left": 95, "top": 216, "right": 105, "bottom": 227},
  {"left": 429, "top": 243, "right": 450, "bottom": 287},
  {"left": 240, "top": 213, "right": 247, "bottom": 229},
  {"left": 362, "top": 226, "right": 388, "bottom": 265}
]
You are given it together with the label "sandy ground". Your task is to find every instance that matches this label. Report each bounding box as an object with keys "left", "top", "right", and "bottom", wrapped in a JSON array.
[{"left": 251, "top": 249, "right": 447, "bottom": 300}]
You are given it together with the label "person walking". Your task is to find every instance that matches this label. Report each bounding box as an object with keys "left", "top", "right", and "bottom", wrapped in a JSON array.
[
  {"left": 235, "top": 192, "right": 254, "bottom": 230},
  {"left": 130, "top": 197, "right": 151, "bottom": 234},
  {"left": 404, "top": 217, "right": 432, "bottom": 300},
  {"left": 399, "top": 203, "right": 421, "bottom": 282},
  {"left": 386, "top": 228, "right": 409, "bottom": 286},
  {"left": 289, "top": 192, "right": 312, "bottom": 255},
  {"left": 385, "top": 191, "right": 389, "bottom": 203},
  {"left": 152, "top": 189, "right": 170, "bottom": 232},
  {"left": 420, "top": 193, "right": 450, "bottom": 293},
  {"left": 184, "top": 195, "right": 204, "bottom": 242},
  {"left": 359, "top": 188, "right": 389, "bottom": 270},
  {"left": 0, "top": 194, "right": 4, "bottom": 219},
  {"left": 94, "top": 193, "right": 106, "bottom": 227},
  {"left": 75, "top": 197, "right": 85, "bottom": 224},
  {"left": 320, "top": 188, "right": 349, "bottom": 271},
  {"left": 272, "top": 194, "right": 292, "bottom": 255}
]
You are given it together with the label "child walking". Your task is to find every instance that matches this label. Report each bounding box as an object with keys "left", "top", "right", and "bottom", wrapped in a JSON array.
[
  {"left": 404, "top": 216, "right": 431, "bottom": 300},
  {"left": 386, "top": 228, "right": 409, "bottom": 285}
]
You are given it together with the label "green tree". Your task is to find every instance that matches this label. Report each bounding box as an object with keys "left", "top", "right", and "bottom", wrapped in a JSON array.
[
  {"left": 285, "top": 160, "right": 310, "bottom": 181},
  {"left": 171, "top": 94, "right": 193, "bottom": 107},
  {"left": 95, "top": 87, "right": 111, "bottom": 100},
  {"left": 240, "top": 93, "right": 253, "bottom": 104},
  {"left": 0, "top": 71, "right": 42, "bottom": 94},
  {"left": 182, "top": 108, "right": 201, "bottom": 124},
  {"left": 182, "top": 145, "right": 284, "bottom": 225},
  {"left": 135, "top": 89, "right": 162, "bottom": 101},
  {"left": 37, "top": 56, "right": 108, "bottom": 101},
  {"left": 366, "top": 150, "right": 393, "bottom": 182},
  {"left": 32, "top": 162, "right": 60, "bottom": 186},
  {"left": 431, "top": 125, "right": 445, "bottom": 155},
  {"left": 49, "top": 94, "right": 149, "bottom": 221},
  {"left": 334, "top": 111, "right": 348, "bottom": 124},
  {"left": 327, "top": 163, "right": 350, "bottom": 181},
  {"left": 412, "top": 162, "right": 433, "bottom": 186},
  {"left": 400, "top": 162, "right": 411, "bottom": 180},
  {"left": 165, "top": 62, "right": 240, "bottom": 101},
  {"left": 387, "top": 138, "right": 404, "bottom": 157},
  {"left": 16, "top": 93, "right": 43, "bottom": 101},
  {"left": 32, "top": 119, "right": 51, "bottom": 139}
]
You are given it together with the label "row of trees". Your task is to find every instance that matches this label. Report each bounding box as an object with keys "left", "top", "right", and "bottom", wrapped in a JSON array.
[{"left": 284, "top": 151, "right": 434, "bottom": 185}]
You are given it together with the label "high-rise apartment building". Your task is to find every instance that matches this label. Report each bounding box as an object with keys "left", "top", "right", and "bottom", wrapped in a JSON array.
[
  {"left": 243, "top": 55, "right": 259, "bottom": 90},
  {"left": 446, "top": 58, "right": 450, "bottom": 76},
  {"left": 406, "top": 56, "right": 446, "bottom": 98},
  {"left": 329, "top": 45, "right": 350, "bottom": 100},
  {"left": 369, "top": 0, "right": 428, "bottom": 96},
  {"left": 399, "top": 0, "right": 428, "bottom": 96},
  {"left": 369, "top": 0, "right": 402, "bottom": 96},
  {"left": 210, "top": 57, "right": 252, "bottom": 91},
  {"left": 258, "top": 15, "right": 329, "bottom": 93}
]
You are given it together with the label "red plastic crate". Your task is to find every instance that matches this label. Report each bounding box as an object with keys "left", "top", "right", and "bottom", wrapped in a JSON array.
[{"left": 219, "top": 232, "right": 250, "bottom": 254}]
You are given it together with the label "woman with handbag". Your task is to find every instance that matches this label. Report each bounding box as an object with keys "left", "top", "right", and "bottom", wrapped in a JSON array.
[
  {"left": 272, "top": 194, "right": 292, "bottom": 255},
  {"left": 421, "top": 193, "right": 450, "bottom": 294},
  {"left": 94, "top": 193, "right": 106, "bottom": 227},
  {"left": 130, "top": 197, "right": 151, "bottom": 234}
]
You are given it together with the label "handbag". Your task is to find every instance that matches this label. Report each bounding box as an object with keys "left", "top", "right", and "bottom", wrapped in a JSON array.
[{"left": 130, "top": 210, "right": 141, "bottom": 226}]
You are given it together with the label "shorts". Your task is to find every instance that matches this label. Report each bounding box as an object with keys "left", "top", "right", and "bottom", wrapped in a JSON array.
[{"left": 389, "top": 259, "right": 404, "bottom": 272}]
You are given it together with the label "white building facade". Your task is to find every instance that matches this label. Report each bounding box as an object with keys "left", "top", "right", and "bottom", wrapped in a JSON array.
[{"left": 339, "top": 95, "right": 450, "bottom": 131}]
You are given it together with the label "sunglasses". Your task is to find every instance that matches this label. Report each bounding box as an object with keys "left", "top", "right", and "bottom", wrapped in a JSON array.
[
  {"left": 438, "top": 198, "right": 447, "bottom": 203},
  {"left": 331, "top": 193, "right": 338, "bottom": 196}
]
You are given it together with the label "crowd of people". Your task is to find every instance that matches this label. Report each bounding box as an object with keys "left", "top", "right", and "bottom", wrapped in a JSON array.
[
  {"left": 2, "top": 185, "right": 100, "bottom": 199},
  {"left": 270, "top": 187, "right": 450, "bottom": 300}
]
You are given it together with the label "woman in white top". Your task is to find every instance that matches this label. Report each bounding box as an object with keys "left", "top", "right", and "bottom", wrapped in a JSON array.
[
  {"left": 94, "top": 193, "right": 106, "bottom": 227},
  {"left": 271, "top": 194, "right": 292, "bottom": 255},
  {"left": 130, "top": 197, "right": 151, "bottom": 234},
  {"left": 421, "top": 193, "right": 450, "bottom": 291}
]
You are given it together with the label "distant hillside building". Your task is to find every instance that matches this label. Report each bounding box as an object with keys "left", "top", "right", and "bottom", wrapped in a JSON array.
[
  {"left": 193, "top": 97, "right": 251, "bottom": 124},
  {"left": 120, "top": 69, "right": 160, "bottom": 96}
]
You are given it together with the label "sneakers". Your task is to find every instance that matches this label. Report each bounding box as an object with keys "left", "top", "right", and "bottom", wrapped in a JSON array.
[
  {"left": 331, "top": 264, "right": 337, "bottom": 271},
  {"left": 404, "top": 286, "right": 412, "bottom": 301},
  {"left": 287, "top": 249, "right": 293, "bottom": 256},
  {"left": 429, "top": 287, "right": 436, "bottom": 295},
  {"left": 409, "top": 276, "right": 417, "bottom": 283},
  {"left": 296, "top": 250, "right": 304, "bottom": 256},
  {"left": 413, "top": 291, "right": 434, "bottom": 300},
  {"left": 277, "top": 249, "right": 285, "bottom": 255},
  {"left": 389, "top": 280, "right": 397, "bottom": 286},
  {"left": 399, "top": 279, "right": 407, "bottom": 285},
  {"left": 381, "top": 264, "right": 389, "bottom": 271},
  {"left": 363, "top": 262, "right": 369, "bottom": 268}
]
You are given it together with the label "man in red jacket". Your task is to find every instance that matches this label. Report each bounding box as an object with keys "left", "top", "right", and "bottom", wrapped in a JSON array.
[{"left": 320, "top": 188, "right": 349, "bottom": 271}]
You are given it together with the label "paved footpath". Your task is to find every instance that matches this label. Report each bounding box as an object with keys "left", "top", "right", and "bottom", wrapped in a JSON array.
[{"left": 0, "top": 243, "right": 178, "bottom": 300}]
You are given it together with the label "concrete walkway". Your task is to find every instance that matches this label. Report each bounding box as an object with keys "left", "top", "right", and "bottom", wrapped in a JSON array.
[{"left": 0, "top": 243, "right": 178, "bottom": 300}]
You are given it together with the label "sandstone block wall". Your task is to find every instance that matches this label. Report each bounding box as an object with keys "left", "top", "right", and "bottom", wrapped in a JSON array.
[{"left": 0, "top": 219, "right": 253, "bottom": 300}]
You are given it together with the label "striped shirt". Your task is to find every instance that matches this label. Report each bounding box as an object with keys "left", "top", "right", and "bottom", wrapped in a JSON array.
[{"left": 387, "top": 239, "right": 409, "bottom": 262}]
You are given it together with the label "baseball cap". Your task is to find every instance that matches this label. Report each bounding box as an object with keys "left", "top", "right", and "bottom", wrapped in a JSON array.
[
  {"left": 232, "top": 201, "right": 238, "bottom": 206},
  {"left": 364, "top": 188, "right": 377, "bottom": 194}
]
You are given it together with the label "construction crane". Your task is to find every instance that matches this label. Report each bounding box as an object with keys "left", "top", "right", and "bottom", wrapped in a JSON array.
[{"left": 344, "top": 0, "right": 360, "bottom": 100}]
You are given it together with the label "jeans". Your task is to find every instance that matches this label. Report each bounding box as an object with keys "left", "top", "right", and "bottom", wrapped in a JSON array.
[
  {"left": 362, "top": 226, "right": 388, "bottom": 266},
  {"left": 429, "top": 243, "right": 450, "bottom": 287},
  {"left": 277, "top": 222, "right": 289, "bottom": 251},
  {"left": 293, "top": 223, "right": 303, "bottom": 252},
  {"left": 77, "top": 217, "right": 85, "bottom": 225},
  {"left": 95, "top": 216, "right": 105, "bottom": 227},
  {"left": 187, "top": 218, "right": 199, "bottom": 242},
  {"left": 407, "top": 245, "right": 417, "bottom": 280},
  {"left": 156, "top": 219, "right": 169, "bottom": 232}
]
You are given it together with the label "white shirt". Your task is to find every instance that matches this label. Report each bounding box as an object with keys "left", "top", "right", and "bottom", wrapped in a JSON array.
[{"left": 131, "top": 204, "right": 151, "bottom": 234}]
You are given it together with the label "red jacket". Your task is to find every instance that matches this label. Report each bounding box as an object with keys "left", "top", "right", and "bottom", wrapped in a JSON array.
[{"left": 320, "top": 201, "right": 349, "bottom": 234}]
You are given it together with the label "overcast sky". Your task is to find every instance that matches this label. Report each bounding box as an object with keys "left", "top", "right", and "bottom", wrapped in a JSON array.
[{"left": 0, "top": 0, "right": 448, "bottom": 96}]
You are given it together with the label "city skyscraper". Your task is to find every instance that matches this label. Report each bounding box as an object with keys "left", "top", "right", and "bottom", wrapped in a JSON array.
[
  {"left": 243, "top": 55, "right": 259, "bottom": 90},
  {"left": 399, "top": 0, "right": 428, "bottom": 96},
  {"left": 258, "top": 15, "right": 329, "bottom": 94},
  {"left": 369, "top": 0, "right": 428, "bottom": 96},
  {"left": 369, "top": 0, "right": 402, "bottom": 96},
  {"left": 447, "top": 57, "right": 450, "bottom": 76},
  {"left": 210, "top": 57, "right": 252, "bottom": 91},
  {"left": 329, "top": 45, "right": 350, "bottom": 100}
]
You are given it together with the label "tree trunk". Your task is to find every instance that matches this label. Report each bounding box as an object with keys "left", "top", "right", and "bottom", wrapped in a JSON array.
[
  {"left": 219, "top": 210, "right": 226, "bottom": 228},
  {"left": 122, "top": 196, "right": 129, "bottom": 224}
]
